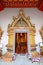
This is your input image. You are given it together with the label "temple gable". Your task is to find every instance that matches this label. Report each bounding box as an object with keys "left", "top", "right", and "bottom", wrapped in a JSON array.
[{"left": 9, "top": 9, "right": 33, "bottom": 28}]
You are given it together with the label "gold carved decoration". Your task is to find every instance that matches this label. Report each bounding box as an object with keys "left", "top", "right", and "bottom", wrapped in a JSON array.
[
  {"left": 40, "top": 26, "right": 43, "bottom": 42},
  {"left": 7, "top": 9, "right": 36, "bottom": 50},
  {"left": 39, "top": 26, "right": 43, "bottom": 56},
  {"left": 0, "top": 27, "right": 3, "bottom": 57},
  {"left": 0, "top": 27, "right": 3, "bottom": 40}
]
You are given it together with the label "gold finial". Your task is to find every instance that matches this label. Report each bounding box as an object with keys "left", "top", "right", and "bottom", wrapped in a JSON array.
[{"left": 19, "top": 8, "right": 24, "bottom": 15}]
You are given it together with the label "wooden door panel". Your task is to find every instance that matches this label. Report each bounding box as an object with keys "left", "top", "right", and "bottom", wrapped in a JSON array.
[{"left": 15, "top": 33, "right": 28, "bottom": 54}]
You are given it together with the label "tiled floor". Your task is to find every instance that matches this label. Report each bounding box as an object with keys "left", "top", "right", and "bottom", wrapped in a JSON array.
[{"left": 0, "top": 55, "right": 43, "bottom": 65}]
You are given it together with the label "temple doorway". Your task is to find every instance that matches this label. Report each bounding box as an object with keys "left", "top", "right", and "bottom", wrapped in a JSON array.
[{"left": 15, "top": 33, "right": 28, "bottom": 54}]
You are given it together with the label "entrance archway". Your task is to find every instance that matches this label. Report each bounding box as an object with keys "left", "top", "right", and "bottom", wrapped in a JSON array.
[
  {"left": 13, "top": 27, "right": 31, "bottom": 56},
  {"left": 7, "top": 9, "right": 36, "bottom": 57}
]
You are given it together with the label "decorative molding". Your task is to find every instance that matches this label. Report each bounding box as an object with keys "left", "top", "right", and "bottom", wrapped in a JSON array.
[
  {"left": 40, "top": 26, "right": 43, "bottom": 41},
  {"left": 2, "top": 0, "right": 39, "bottom": 8},
  {"left": 0, "top": 26, "right": 3, "bottom": 40}
]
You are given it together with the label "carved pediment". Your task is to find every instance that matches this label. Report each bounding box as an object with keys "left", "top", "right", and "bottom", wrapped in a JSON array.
[
  {"left": 8, "top": 9, "right": 36, "bottom": 33},
  {"left": 14, "top": 18, "right": 29, "bottom": 27},
  {"left": 10, "top": 9, "right": 33, "bottom": 28}
]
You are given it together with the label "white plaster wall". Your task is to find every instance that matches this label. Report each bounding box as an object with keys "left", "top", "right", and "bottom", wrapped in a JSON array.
[{"left": 0, "top": 8, "right": 43, "bottom": 54}]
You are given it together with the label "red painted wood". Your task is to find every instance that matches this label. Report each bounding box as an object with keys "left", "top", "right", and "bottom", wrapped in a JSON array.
[
  {"left": 2, "top": 0, "right": 39, "bottom": 8},
  {"left": 39, "top": 1, "right": 43, "bottom": 11},
  {"left": 0, "top": 3, "right": 4, "bottom": 11},
  {"left": 1, "top": 0, "right": 43, "bottom": 12}
]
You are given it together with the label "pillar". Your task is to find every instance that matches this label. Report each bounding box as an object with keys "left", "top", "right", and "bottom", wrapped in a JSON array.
[
  {"left": 7, "top": 27, "right": 14, "bottom": 51},
  {"left": 29, "top": 27, "right": 36, "bottom": 47},
  {"left": 27, "top": 31, "right": 31, "bottom": 57}
]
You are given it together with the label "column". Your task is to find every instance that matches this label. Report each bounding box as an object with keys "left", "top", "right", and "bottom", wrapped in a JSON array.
[
  {"left": 13, "top": 32, "right": 15, "bottom": 55},
  {"left": 27, "top": 32, "right": 31, "bottom": 58}
]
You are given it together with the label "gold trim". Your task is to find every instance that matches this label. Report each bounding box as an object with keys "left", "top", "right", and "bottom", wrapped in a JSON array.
[
  {"left": 0, "top": 27, "right": 3, "bottom": 40},
  {"left": 40, "top": 26, "right": 43, "bottom": 41}
]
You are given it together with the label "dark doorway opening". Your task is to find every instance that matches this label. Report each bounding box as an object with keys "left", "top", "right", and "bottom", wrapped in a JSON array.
[{"left": 15, "top": 33, "right": 28, "bottom": 54}]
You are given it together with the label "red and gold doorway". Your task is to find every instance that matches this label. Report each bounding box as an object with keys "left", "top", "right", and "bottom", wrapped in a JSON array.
[{"left": 15, "top": 33, "right": 28, "bottom": 54}]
